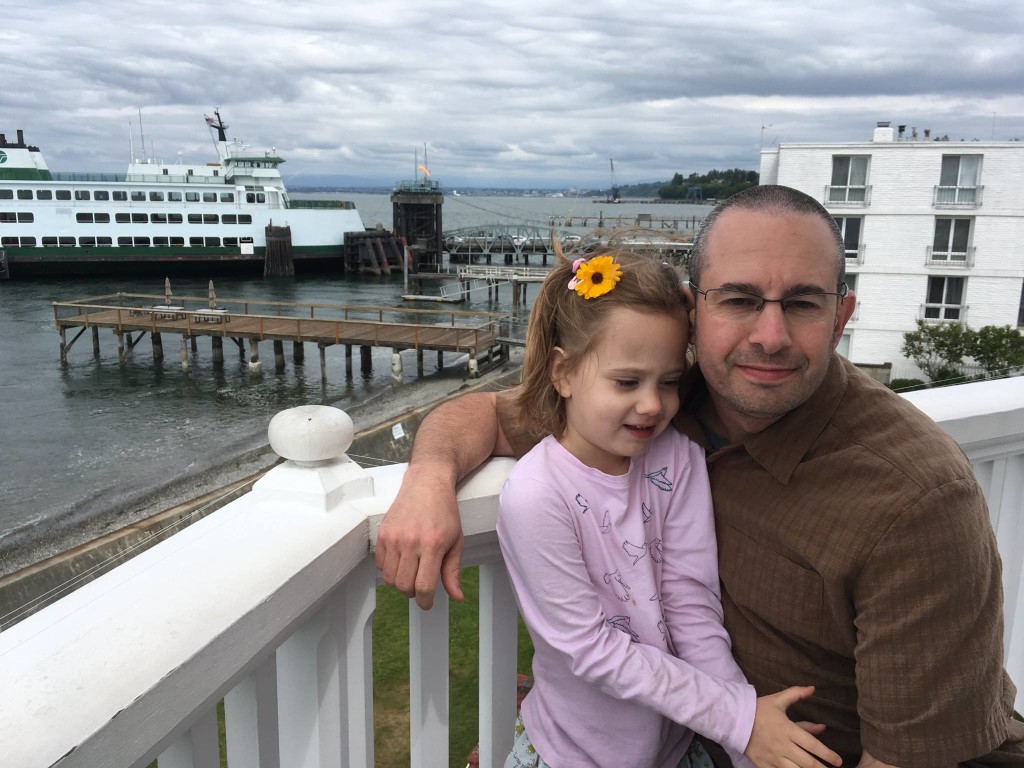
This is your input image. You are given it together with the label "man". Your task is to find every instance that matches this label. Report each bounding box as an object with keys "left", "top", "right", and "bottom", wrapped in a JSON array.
[{"left": 376, "top": 185, "right": 1024, "bottom": 766}]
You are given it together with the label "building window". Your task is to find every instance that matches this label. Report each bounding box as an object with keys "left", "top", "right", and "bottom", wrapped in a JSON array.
[
  {"left": 930, "top": 218, "right": 973, "bottom": 264},
  {"left": 828, "top": 156, "right": 869, "bottom": 203},
  {"left": 925, "top": 276, "right": 965, "bottom": 321},
  {"left": 833, "top": 216, "right": 863, "bottom": 263},
  {"left": 936, "top": 155, "right": 981, "bottom": 205}
]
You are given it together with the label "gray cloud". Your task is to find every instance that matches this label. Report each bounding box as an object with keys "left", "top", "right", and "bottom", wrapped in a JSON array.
[{"left": 1, "top": 0, "right": 1021, "bottom": 187}]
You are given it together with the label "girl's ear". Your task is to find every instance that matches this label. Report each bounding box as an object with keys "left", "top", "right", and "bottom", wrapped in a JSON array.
[{"left": 550, "top": 346, "right": 572, "bottom": 398}]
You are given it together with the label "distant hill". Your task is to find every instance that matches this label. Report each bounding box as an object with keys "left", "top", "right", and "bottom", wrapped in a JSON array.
[{"left": 657, "top": 169, "right": 759, "bottom": 201}]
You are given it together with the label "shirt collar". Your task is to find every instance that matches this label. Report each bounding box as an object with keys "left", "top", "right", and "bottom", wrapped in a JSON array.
[{"left": 680, "top": 354, "right": 849, "bottom": 484}]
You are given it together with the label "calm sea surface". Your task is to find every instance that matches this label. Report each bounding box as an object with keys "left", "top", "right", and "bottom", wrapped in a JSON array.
[{"left": 0, "top": 193, "right": 708, "bottom": 544}]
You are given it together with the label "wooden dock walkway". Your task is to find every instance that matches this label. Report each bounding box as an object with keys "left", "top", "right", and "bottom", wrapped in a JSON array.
[{"left": 53, "top": 291, "right": 511, "bottom": 379}]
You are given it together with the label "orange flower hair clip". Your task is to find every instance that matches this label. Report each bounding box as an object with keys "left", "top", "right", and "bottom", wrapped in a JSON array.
[{"left": 567, "top": 255, "right": 622, "bottom": 299}]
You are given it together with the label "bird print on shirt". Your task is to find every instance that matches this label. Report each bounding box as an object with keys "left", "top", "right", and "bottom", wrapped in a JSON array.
[
  {"left": 603, "top": 569, "right": 631, "bottom": 602},
  {"left": 622, "top": 540, "right": 648, "bottom": 565},
  {"left": 574, "top": 493, "right": 590, "bottom": 515},
  {"left": 607, "top": 615, "right": 640, "bottom": 643},
  {"left": 645, "top": 467, "right": 673, "bottom": 492}
]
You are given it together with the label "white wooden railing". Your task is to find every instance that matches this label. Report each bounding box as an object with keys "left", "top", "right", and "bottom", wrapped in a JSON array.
[{"left": 1, "top": 380, "right": 1023, "bottom": 768}]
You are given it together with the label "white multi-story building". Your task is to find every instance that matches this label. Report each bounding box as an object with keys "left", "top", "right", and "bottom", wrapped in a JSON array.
[{"left": 759, "top": 122, "right": 1024, "bottom": 379}]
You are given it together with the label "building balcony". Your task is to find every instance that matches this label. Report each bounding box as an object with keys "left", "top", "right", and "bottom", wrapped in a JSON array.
[
  {"left": 926, "top": 245, "right": 975, "bottom": 268},
  {"left": 921, "top": 303, "right": 969, "bottom": 324},
  {"left": 2, "top": 387, "right": 1023, "bottom": 768},
  {"left": 844, "top": 243, "right": 865, "bottom": 265},
  {"left": 825, "top": 185, "right": 871, "bottom": 206},
  {"left": 934, "top": 185, "right": 984, "bottom": 208}
]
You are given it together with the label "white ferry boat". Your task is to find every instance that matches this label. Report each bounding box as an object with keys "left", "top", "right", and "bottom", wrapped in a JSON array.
[{"left": 0, "top": 111, "right": 365, "bottom": 279}]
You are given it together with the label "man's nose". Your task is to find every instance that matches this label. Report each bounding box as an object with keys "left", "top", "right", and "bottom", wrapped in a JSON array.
[{"left": 747, "top": 301, "right": 792, "bottom": 353}]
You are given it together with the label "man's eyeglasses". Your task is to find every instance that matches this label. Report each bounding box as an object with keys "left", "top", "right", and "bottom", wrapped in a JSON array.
[{"left": 689, "top": 281, "right": 848, "bottom": 324}]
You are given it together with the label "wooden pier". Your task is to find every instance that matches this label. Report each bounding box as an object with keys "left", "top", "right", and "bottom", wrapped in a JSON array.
[{"left": 53, "top": 290, "right": 511, "bottom": 380}]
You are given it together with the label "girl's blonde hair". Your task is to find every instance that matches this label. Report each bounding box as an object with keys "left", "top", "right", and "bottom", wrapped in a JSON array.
[{"left": 515, "top": 243, "right": 689, "bottom": 440}]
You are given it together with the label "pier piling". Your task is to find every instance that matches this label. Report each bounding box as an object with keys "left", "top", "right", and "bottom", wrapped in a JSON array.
[
  {"left": 152, "top": 333, "right": 164, "bottom": 363},
  {"left": 116, "top": 331, "right": 125, "bottom": 365},
  {"left": 59, "top": 327, "right": 67, "bottom": 364},
  {"left": 391, "top": 351, "right": 402, "bottom": 383},
  {"left": 319, "top": 343, "right": 327, "bottom": 381},
  {"left": 360, "top": 345, "right": 372, "bottom": 374},
  {"left": 91, "top": 326, "right": 100, "bottom": 357},
  {"left": 180, "top": 338, "right": 189, "bottom": 372},
  {"left": 274, "top": 341, "right": 285, "bottom": 372},
  {"left": 248, "top": 339, "right": 261, "bottom": 374},
  {"left": 345, "top": 345, "right": 352, "bottom": 378},
  {"left": 212, "top": 336, "right": 223, "bottom": 365},
  {"left": 293, "top": 342, "right": 304, "bottom": 364}
]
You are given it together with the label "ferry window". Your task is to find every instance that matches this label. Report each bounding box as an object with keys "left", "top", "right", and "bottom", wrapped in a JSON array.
[
  {"left": 222, "top": 214, "right": 237, "bottom": 224},
  {"left": 0, "top": 212, "right": 16, "bottom": 222},
  {"left": 21, "top": 236, "right": 37, "bottom": 246},
  {"left": 151, "top": 213, "right": 167, "bottom": 224},
  {"left": 246, "top": 193, "right": 255, "bottom": 203},
  {"left": 213, "top": 170, "right": 219, "bottom": 176},
  {"left": 117, "top": 237, "right": 133, "bottom": 246},
  {"left": 170, "top": 236, "right": 184, "bottom": 246},
  {"left": 115, "top": 213, "right": 131, "bottom": 223},
  {"left": 56, "top": 190, "right": 72, "bottom": 200},
  {"left": 36, "top": 190, "right": 53, "bottom": 200},
  {"left": 220, "top": 192, "right": 234, "bottom": 202},
  {"left": 94, "top": 213, "right": 110, "bottom": 223},
  {"left": 149, "top": 191, "right": 165, "bottom": 202},
  {"left": 59, "top": 236, "right": 75, "bottom": 247},
  {"left": 132, "top": 213, "right": 148, "bottom": 223},
  {"left": 223, "top": 237, "right": 238, "bottom": 246},
  {"left": 257, "top": 193, "right": 266, "bottom": 203},
  {"left": 205, "top": 237, "right": 220, "bottom": 246},
  {"left": 203, "top": 192, "right": 216, "bottom": 202},
  {"left": 162, "top": 169, "right": 169, "bottom": 176},
  {"left": 131, "top": 191, "right": 146, "bottom": 201},
  {"left": 134, "top": 237, "right": 151, "bottom": 246},
  {"left": 94, "top": 191, "right": 109, "bottom": 201},
  {"left": 154, "top": 237, "right": 169, "bottom": 246},
  {"left": 112, "top": 191, "right": 127, "bottom": 201},
  {"left": 168, "top": 213, "right": 183, "bottom": 223},
  {"left": 17, "top": 213, "right": 33, "bottom": 223},
  {"left": 188, "top": 213, "right": 202, "bottom": 224},
  {"left": 0, "top": 190, "right": 11, "bottom": 199},
  {"left": 42, "top": 237, "right": 58, "bottom": 246},
  {"left": 79, "top": 237, "right": 96, "bottom": 247},
  {"left": 189, "top": 236, "right": 205, "bottom": 246},
  {"left": 76, "top": 213, "right": 93, "bottom": 223},
  {"left": 168, "top": 192, "right": 182, "bottom": 202},
  {"left": 75, "top": 190, "right": 91, "bottom": 201},
  {"left": 17, "top": 190, "right": 32, "bottom": 200},
  {"left": 239, "top": 214, "right": 252, "bottom": 224},
  {"left": 1, "top": 237, "right": 16, "bottom": 246},
  {"left": 203, "top": 214, "right": 218, "bottom": 224},
  {"left": 186, "top": 192, "right": 199, "bottom": 202}
]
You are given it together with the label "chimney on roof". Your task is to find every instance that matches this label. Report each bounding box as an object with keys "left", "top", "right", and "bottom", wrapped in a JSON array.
[
  {"left": 16, "top": 129, "right": 24, "bottom": 146},
  {"left": 873, "top": 121, "right": 894, "bottom": 142},
  {"left": 924, "top": 128, "right": 931, "bottom": 139},
  {"left": 897, "top": 125, "right": 906, "bottom": 140}
]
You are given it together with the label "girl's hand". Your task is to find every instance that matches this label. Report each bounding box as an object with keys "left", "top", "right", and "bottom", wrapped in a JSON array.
[{"left": 744, "top": 686, "right": 842, "bottom": 768}]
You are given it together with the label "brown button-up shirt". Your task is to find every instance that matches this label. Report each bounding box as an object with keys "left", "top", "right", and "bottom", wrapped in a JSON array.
[{"left": 497, "top": 354, "right": 1024, "bottom": 766}]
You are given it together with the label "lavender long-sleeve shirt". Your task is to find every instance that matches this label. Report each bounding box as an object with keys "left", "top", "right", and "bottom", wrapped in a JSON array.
[{"left": 497, "top": 431, "right": 756, "bottom": 768}]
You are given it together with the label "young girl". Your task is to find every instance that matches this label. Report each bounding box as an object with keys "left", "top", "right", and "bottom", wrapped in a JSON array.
[{"left": 497, "top": 248, "right": 840, "bottom": 768}]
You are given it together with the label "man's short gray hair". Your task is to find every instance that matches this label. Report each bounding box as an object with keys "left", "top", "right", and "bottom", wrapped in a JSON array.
[{"left": 688, "top": 185, "right": 846, "bottom": 290}]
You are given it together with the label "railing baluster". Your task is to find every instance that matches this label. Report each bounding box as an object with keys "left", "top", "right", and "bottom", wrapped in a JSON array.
[
  {"left": 157, "top": 705, "right": 220, "bottom": 768},
  {"left": 225, "top": 654, "right": 281, "bottom": 768},
  {"left": 478, "top": 562, "right": 518, "bottom": 768},
  {"left": 410, "top": 591, "right": 450, "bottom": 768}
]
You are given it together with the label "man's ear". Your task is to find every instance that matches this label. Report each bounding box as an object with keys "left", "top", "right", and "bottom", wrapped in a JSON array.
[
  {"left": 832, "top": 290, "right": 857, "bottom": 347},
  {"left": 550, "top": 346, "right": 571, "bottom": 398}
]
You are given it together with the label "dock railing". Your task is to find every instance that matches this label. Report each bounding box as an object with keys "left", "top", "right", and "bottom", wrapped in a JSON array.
[{"left": 1, "top": 378, "right": 1023, "bottom": 768}]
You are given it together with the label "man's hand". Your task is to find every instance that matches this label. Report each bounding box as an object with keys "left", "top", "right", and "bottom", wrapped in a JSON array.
[
  {"left": 745, "top": 686, "right": 842, "bottom": 768},
  {"left": 376, "top": 462, "right": 465, "bottom": 610}
]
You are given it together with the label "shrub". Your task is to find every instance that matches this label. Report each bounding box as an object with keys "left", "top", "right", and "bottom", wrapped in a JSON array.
[{"left": 888, "top": 378, "right": 928, "bottom": 392}]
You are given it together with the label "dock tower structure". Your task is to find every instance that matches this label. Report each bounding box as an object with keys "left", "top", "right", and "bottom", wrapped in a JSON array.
[{"left": 391, "top": 178, "right": 444, "bottom": 270}]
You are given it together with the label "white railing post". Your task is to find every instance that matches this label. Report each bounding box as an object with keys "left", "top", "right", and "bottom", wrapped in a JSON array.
[
  {"left": 478, "top": 561, "right": 519, "bottom": 768},
  {"left": 225, "top": 655, "right": 281, "bottom": 768},
  {"left": 159, "top": 710, "right": 220, "bottom": 768},
  {"left": 410, "top": 591, "right": 450, "bottom": 768}
]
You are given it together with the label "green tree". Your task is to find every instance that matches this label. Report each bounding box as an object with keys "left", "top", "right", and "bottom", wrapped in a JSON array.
[
  {"left": 901, "top": 319, "right": 974, "bottom": 383},
  {"left": 969, "top": 325, "right": 1024, "bottom": 377}
]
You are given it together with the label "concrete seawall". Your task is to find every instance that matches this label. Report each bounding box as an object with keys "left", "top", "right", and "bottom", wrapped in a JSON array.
[{"left": 0, "top": 355, "right": 522, "bottom": 630}]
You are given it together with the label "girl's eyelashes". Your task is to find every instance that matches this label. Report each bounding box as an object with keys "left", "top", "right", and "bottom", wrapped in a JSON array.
[{"left": 615, "top": 379, "right": 638, "bottom": 389}]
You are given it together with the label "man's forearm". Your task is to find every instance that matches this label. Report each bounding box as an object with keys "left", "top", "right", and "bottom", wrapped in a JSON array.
[{"left": 408, "top": 391, "right": 504, "bottom": 484}]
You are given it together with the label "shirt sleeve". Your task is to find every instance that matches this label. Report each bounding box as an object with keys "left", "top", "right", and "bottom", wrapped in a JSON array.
[
  {"left": 854, "top": 477, "right": 1010, "bottom": 766},
  {"left": 658, "top": 438, "right": 757, "bottom": 767},
  {"left": 498, "top": 471, "right": 757, "bottom": 756}
]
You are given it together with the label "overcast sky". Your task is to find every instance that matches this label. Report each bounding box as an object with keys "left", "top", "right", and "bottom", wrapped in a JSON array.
[{"left": 2, "top": 0, "right": 1022, "bottom": 189}]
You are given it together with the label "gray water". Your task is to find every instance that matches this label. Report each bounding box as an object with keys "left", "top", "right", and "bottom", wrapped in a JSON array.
[{"left": 0, "top": 193, "right": 708, "bottom": 546}]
